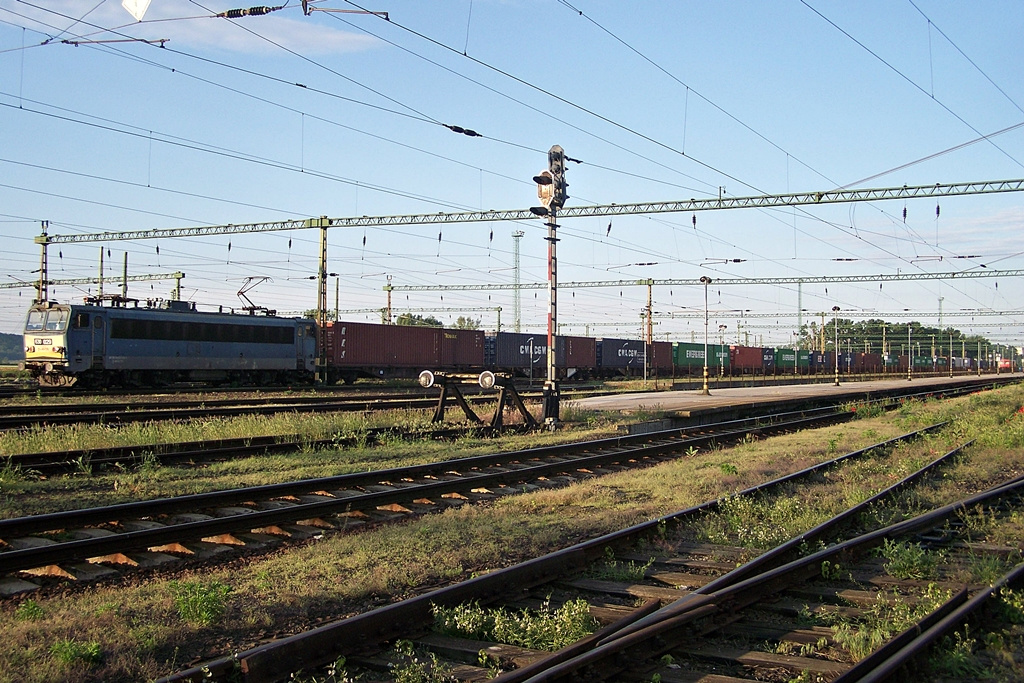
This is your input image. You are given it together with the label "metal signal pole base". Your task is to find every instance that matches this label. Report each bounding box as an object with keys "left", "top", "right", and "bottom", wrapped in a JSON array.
[
  {"left": 700, "top": 366, "right": 710, "bottom": 396},
  {"left": 542, "top": 381, "right": 560, "bottom": 429}
]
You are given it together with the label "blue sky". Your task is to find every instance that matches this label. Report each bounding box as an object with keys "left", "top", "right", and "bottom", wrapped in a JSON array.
[{"left": 1, "top": 0, "right": 1022, "bottom": 349}]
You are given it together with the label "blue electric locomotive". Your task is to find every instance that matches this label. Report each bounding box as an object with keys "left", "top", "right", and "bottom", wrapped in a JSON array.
[{"left": 22, "top": 299, "right": 317, "bottom": 387}]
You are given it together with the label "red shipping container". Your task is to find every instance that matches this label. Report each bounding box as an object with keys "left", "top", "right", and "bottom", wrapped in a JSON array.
[
  {"left": 860, "top": 352, "right": 882, "bottom": 371},
  {"left": 439, "top": 329, "right": 485, "bottom": 368},
  {"left": 563, "top": 335, "right": 597, "bottom": 368},
  {"left": 650, "top": 341, "right": 673, "bottom": 370},
  {"left": 328, "top": 321, "right": 438, "bottom": 368},
  {"left": 729, "top": 345, "right": 763, "bottom": 371}
]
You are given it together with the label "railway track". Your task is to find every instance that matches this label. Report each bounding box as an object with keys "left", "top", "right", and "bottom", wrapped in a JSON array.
[
  {"left": 160, "top": 430, "right": 1024, "bottom": 683},
  {"left": 0, "top": 406, "right": 859, "bottom": 594},
  {"left": 0, "top": 424, "right": 502, "bottom": 476},
  {"left": 0, "top": 378, "right": 997, "bottom": 476},
  {"left": 1, "top": 375, "right": 1015, "bottom": 432},
  {"left": 0, "top": 390, "right": 538, "bottom": 432},
  {"left": 0, "top": 393, "right": 886, "bottom": 476}
]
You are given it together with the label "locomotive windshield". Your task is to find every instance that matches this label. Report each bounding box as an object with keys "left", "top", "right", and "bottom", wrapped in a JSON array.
[{"left": 25, "top": 307, "right": 69, "bottom": 332}]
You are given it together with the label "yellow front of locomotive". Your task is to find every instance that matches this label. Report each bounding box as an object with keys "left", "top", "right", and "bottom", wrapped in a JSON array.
[{"left": 21, "top": 304, "right": 72, "bottom": 383}]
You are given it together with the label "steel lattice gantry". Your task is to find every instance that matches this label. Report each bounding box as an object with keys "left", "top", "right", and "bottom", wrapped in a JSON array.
[
  {"left": 27, "top": 177, "right": 1024, "bottom": 375},
  {"left": 35, "top": 178, "right": 1024, "bottom": 244},
  {"left": 384, "top": 269, "right": 1024, "bottom": 293}
]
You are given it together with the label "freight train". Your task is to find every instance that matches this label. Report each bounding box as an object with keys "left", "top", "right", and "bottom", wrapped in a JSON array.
[
  {"left": 323, "top": 324, "right": 673, "bottom": 384},
  {"left": 19, "top": 300, "right": 1008, "bottom": 387},
  {"left": 670, "top": 341, "right": 1004, "bottom": 377}
]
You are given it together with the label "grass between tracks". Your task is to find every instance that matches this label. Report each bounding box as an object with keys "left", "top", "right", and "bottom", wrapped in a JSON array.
[{"left": 0, "top": 386, "right": 1023, "bottom": 681}]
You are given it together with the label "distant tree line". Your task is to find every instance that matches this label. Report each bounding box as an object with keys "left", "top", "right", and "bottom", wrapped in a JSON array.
[
  {"left": 797, "top": 318, "right": 996, "bottom": 357},
  {"left": 0, "top": 332, "right": 22, "bottom": 363}
]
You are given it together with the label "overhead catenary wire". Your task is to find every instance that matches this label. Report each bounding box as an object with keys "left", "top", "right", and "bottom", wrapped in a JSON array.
[
  {"left": 3, "top": 0, "right": 986, "bottom": 284},
  {"left": 800, "top": 0, "right": 1024, "bottom": 172},
  {"left": 2, "top": 3, "right": 1024, "bottom": 337}
]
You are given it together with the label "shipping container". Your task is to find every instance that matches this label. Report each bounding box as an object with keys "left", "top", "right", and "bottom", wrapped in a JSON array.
[
  {"left": 327, "top": 321, "right": 432, "bottom": 368},
  {"left": 839, "top": 352, "right": 854, "bottom": 372},
  {"left": 326, "top": 321, "right": 484, "bottom": 379},
  {"left": 598, "top": 338, "right": 646, "bottom": 368},
  {"left": 861, "top": 352, "right": 883, "bottom": 372},
  {"left": 895, "top": 355, "right": 935, "bottom": 370},
  {"left": 650, "top": 340, "right": 673, "bottom": 371},
  {"left": 773, "top": 348, "right": 810, "bottom": 372},
  {"left": 491, "top": 332, "right": 560, "bottom": 369},
  {"left": 762, "top": 347, "right": 775, "bottom": 372},
  {"left": 775, "top": 348, "right": 795, "bottom": 366},
  {"left": 563, "top": 335, "right": 598, "bottom": 369},
  {"left": 729, "top": 345, "right": 763, "bottom": 372},
  {"left": 488, "top": 332, "right": 595, "bottom": 379},
  {"left": 672, "top": 342, "right": 729, "bottom": 371},
  {"left": 439, "top": 328, "right": 486, "bottom": 368}
]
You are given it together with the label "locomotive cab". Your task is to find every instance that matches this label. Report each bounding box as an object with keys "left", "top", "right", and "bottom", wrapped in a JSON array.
[{"left": 21, "top": 302, "right": 88, "bottom": 385}]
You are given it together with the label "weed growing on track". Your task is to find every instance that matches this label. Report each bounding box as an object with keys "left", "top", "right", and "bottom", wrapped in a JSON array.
[
  {"left": 915, "top": 588, "right": 1024, "bottom": 682},
  {"left": 878, "top": 539, "right": 943, "bottom": 580},
  {"left": 14, "top": 600, "right": 43, "bottom": 621},
  {"left": 960, "top": 552, "right": 1017, "bottom": 585},
  {"left": 48, "top": 639, "right": 102, "bottom": 667},
  {"left": 289, "top": 656, "right": 352, "bottom": 683},
  {"left": 0, "top": 409, "right": 439, "bottom": 460},
  {"left": 390, "top": 640, "right": 456, "bottom": 683},
  {"left": 928, "top": 629, "right": 982, "bottom": 678},
  {"left": 823, "top": 584, "right": 954, "bottom": 660},
  {"left": 698, "top": 493, "right": 824, "bottom": 549},
  {"left": 432, "top": 598, "right": 598, "bottom": 651},
  {"left": 170, "top": 581, "right": 232, "bottom": 627},
  {"left": 585, "top": 547, "right": 655, "bottom": 581}
]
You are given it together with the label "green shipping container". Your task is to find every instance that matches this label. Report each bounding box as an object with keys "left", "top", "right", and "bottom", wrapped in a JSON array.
[
  {"left": 673, "top": 342, "right": 730, "bottom": 369},
  {"left": 774, "top": 349, "right": 810, "bottom": 370}
]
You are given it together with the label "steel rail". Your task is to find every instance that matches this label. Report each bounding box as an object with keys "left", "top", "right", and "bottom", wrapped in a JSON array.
[
  {"left": 0, "top": 387, "right": 523, "bottom": 415},
  {"left": 530, "top": 474, "right": 1024, "bottom": 683},
  {"left": 598, "top": 439, "right": 975, "bottom": 645},
  {"left": 2, "top": 425, "right": 485, "bottom": 475},
  {"left": 0, "top": 405, "right": 839, "bottom": 534},
  {"left": 834, "top": 560, "right": 1024, "bottom": 683},
  {"left": 0, "top": 410, "right": 856, "bottom": 575},
  {"left": 0, "top": 395, "right": 453, "bottom": 431},
  {"left": 157, "top": 423, "right": 945, "bottom": 683}
]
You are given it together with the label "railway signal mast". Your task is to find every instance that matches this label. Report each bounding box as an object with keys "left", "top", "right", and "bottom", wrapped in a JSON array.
[{"left": 531, "top": 145, "right": 568, "bottom": 427}]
